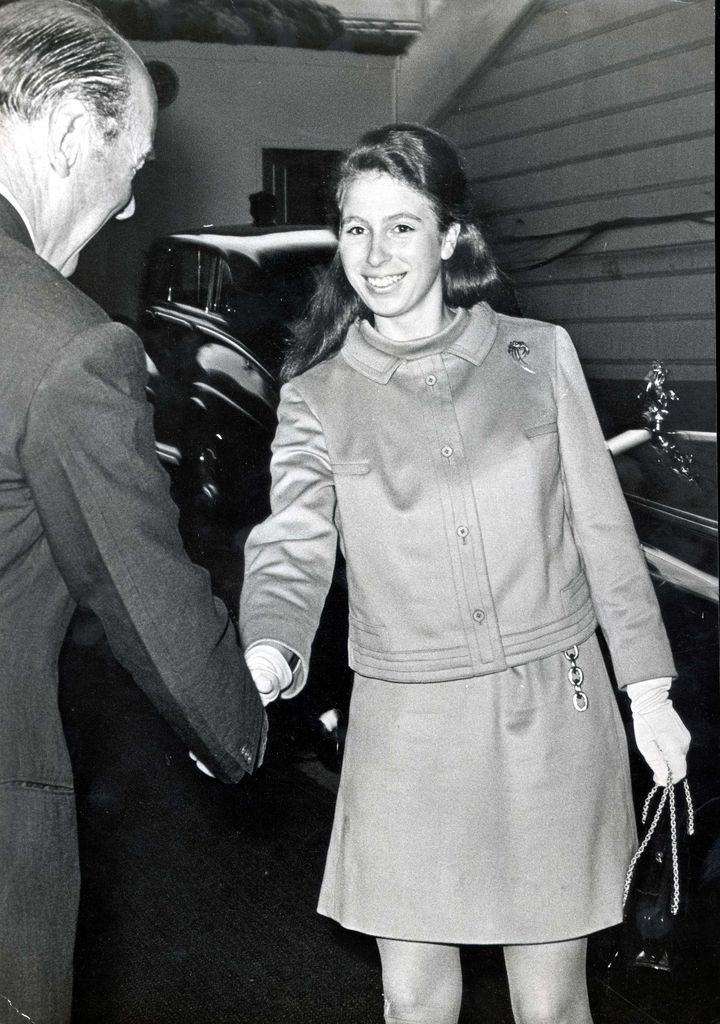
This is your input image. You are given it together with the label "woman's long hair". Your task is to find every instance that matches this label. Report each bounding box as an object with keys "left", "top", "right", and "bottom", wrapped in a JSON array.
[{"left": 282, "top": 123, "right": 515, "bottom": 382}]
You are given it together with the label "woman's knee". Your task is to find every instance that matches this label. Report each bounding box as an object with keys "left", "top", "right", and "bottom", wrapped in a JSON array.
[
  {"left": 504, "top": 938, "right": 592, "bottom": 1024},
  {"left": 378, "top": 938, "right": 462, "bottom": 1024},
  {"left": 383, "top": 994, "right": 462, "bottom": 1024},
  {"left": 510, "top": 992, "right": 591, "bottom": 1024}
]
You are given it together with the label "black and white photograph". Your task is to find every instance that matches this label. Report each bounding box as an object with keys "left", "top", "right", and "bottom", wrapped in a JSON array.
[{"left": 0, "top": 1, "right": 716, "bottom": 1022}]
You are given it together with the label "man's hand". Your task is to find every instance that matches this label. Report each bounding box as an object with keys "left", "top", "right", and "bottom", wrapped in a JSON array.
[
  {"left": 245, "top": 644, "right": 293, "bottom": 706},
  {"left": 627, "top": 677, "right": 691, "bottom": 785}
]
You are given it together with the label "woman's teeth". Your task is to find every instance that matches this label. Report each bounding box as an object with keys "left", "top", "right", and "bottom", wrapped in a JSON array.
[{"left": 365, "top": 273, "right": 405, "bottom": 290}]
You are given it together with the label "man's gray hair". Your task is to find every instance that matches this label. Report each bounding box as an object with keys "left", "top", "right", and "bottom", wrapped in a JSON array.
[{"left": 0, "top": 0, "right": 135, "bottom": 141}]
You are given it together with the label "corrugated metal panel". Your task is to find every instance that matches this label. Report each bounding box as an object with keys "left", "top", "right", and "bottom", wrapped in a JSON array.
[
  {"left": 468, "top": 1, "right": 712, "bottom": 103},
  {"left": 446, "top": 45, "right": 713, "bottom": 144},
  {"left": 436, "top": 0, "right": 715, "bottom": 391}
]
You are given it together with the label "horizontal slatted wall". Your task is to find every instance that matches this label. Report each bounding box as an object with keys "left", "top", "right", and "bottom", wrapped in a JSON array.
[{"left": 437, "top": 0, "right": 715, "bottom": 425}]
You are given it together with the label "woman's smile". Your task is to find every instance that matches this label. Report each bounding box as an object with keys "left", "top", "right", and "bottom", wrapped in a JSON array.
[{"left": 363, "top": 272, "right": 406, "bottom": 292}]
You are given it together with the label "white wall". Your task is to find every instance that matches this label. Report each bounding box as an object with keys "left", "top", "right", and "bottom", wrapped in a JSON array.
[{"left": 74, "top": 41, "right": 397, "bottom": 319}]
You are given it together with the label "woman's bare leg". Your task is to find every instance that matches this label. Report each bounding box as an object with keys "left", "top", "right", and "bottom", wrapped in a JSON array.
[
  {"left": 503, "top": 936, "right": 593, "bottom": 1024},
  {"left": 376, "top": 937, "right": 462, "bottom": 1024}
]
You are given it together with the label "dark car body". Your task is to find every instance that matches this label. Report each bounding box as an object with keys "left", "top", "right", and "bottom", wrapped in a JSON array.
[
  {"left": 138, "top": 225, "right": 349, "bottom": 762},
  {"left": 139, "top": 225, "right": 336, "bottom": 523}
]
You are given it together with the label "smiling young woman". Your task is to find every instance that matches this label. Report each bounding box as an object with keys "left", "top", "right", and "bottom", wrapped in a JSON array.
[
  {"left": 239, "top": 123, "right": 690, "bottom": 1024},
  {"left": 337, "top": 171, "right": 459, "bottom": 340}
]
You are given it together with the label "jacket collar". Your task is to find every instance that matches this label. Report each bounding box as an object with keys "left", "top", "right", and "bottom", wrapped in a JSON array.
[
  {"left": 341, "top": 303, "right": 499, "bottom": 384},
  {"left": 0, "top": 191, "right": 34, "bottom": 250}
]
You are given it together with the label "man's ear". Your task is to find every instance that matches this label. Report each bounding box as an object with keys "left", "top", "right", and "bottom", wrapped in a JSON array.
[{"left": 47, "top": 98, "right": 93, "bottom": 178}]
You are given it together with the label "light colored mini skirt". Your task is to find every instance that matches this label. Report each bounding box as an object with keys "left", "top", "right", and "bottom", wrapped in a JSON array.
[{"left": 317, "top": 634, "right": 637, "bottom": 945}]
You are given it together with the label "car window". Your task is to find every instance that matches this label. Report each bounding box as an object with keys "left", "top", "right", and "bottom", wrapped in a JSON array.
[
  {"left": 143, "top": 244, "right": 174, "bottom": 304},
  {"left": 170, "top": 246, "right": 216, "bottom": 309},
  {"left": 214, "top": 256, "right": 263, "bottom": 318}
]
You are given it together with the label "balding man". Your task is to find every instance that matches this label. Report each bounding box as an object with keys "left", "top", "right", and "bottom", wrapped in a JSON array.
[{"left": 0, "top": 3, "right": 266, "bottom": 1019}]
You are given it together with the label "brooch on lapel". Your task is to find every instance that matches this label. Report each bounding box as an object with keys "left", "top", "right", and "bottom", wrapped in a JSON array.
[{"left": 508, "top": 340, "right": 535, "bottom": 374}]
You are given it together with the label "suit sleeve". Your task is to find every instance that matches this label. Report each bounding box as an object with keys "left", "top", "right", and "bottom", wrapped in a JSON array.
[
  {"left": 554, "top": 326, "right": 676, "bottom": 687},
  {"left": 240, "top": 380, "right": 338, "bottom": 696},
  {"left": 20, "top": 321, "right": 266, "bottom": 782}
]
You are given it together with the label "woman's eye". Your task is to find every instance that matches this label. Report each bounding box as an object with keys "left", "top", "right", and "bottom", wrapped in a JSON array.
[
  {"left": 392, "top": 223, "right": 413, "bottom": 234},
  {"left": 344, "top": 225, "right": 364, "bottom": 236}
]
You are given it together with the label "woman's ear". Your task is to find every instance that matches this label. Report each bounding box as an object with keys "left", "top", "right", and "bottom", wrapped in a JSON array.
[{"left": 441, "top": 222, "right": 461, "bottom": 260}]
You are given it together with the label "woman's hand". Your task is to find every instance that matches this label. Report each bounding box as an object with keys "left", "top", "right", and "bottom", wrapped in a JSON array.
[
  {"left": 245, "top": 644, "right": 293, "bottom": 706},
  {"left": 627, "top": 677, "right": 691, "bottom": 785}
]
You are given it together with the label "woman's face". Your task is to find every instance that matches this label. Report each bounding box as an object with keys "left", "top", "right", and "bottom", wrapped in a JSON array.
[{"left": 338, "top": 171, "right": 459, "bottom": 339}]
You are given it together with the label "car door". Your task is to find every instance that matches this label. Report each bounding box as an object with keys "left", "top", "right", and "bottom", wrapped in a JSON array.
[{"left": 140, "top": 242, "right": 278, "bottom": 521}]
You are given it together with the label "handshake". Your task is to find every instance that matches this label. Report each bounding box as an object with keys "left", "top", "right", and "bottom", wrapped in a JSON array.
[{"left": 189, "top": 643, "right": 295, "bottom": 778}]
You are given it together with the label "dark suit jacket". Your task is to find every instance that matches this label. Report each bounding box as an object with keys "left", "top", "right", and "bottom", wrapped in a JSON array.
[
  {"left": 0, "top": 194, "right": 266, "bottom": 787},
  {"left": 0, "top": 193, "right": 266, "bottom": 1020}
]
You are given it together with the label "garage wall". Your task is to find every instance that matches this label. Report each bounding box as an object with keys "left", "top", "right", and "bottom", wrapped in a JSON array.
[
  {"left": 74, "top": 42, "right": 397, "bottom": 320},
  {"left": 436, "top": 0, "right": 715, "bottom": 428}
]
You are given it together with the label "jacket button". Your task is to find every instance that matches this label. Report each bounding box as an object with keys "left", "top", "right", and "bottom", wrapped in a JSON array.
[
  {"left": 472, "top": 609, "right": 485, "bottom": 623},
  {"left": 456, "top": 525, "right": 469, "bottom": 539},
  {"left": 441, "top": 445, "right": 453, "bottom": 458},
  {"left": 425, "top": 374, "right": 437, "bottom": 386}
]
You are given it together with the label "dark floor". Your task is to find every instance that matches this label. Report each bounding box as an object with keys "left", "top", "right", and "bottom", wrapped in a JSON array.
[{"left": 60, "top": 514, "right": 720, "bottom": 1024}]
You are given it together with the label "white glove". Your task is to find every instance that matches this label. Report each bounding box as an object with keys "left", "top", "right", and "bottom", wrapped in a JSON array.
[
  {"left": 245, "top": 644, "right": 293, "bottom": 706},
  {"left": 627, "top": 677, "right": 690, "bottom": 786}
]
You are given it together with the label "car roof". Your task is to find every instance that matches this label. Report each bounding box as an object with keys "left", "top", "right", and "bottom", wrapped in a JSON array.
[{"left": 161, "top": 225, "right": 337, "bottom": 265}]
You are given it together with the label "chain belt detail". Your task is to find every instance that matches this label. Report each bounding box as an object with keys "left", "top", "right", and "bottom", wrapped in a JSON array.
[{"left": 563, "top": 645, "right": 588, "bottom": 712}]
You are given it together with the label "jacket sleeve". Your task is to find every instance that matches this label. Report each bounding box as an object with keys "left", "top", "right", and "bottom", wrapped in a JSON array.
[
  {"left": 20, "top": 321, "right": 266, "bottom": 782},
  {"left": 554, "top": 326, "right": 676, "bottom": 687},
  {"left": 240, "top": 380, "right": 338, "bottom": 696}
]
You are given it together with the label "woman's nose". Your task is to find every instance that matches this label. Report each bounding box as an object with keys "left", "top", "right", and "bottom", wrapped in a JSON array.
[{"left": 366, "top": 233, "right": 389, "bottom": 267}]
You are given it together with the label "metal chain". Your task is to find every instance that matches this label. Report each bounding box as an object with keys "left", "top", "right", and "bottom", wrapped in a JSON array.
[
  {"left": 684, "top": 778, "right": 695, "bottom": 834},
  {"left": 622, "top": 769, "right": 694, "bottom": 915},
  {"left": 622, "top": 782, "right": 669, "bottom": 909},
  {"left": 668, "top": 777, "right": 679, "bottom": 914},
  {"left": 563, "top": 645, "right": 588, "bottom": 712}
]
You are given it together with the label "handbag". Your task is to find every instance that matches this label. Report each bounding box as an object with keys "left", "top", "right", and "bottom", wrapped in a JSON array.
[{"left": 622, "top": 774, "right": 694, "bottom": 972}]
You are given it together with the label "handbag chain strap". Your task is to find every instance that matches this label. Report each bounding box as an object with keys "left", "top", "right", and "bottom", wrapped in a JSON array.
[{"left": 622, "top": 772, "right": 694, "bottom": 915}]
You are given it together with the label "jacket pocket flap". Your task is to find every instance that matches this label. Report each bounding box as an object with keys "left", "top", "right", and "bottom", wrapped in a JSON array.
[
  {"left": 331, "top": 461, "right": 371, "bottom": 476},
  {"left": 524, "top": 421, "right": 558, "bottom": 438},
  {"left": 349, "top": 614, "right": 386, "bottom": 652},
  {"left": 561, "top": 570, "right": 590, "bottom": 611}
]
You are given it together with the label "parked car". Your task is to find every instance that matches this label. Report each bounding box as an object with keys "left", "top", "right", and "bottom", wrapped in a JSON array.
[{"left": 139, "top": 224, "right": 337, "bottom": 524}]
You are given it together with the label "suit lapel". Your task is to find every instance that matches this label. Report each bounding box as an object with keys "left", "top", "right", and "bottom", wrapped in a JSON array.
[{"left": 0, "top": 192, "right": 34, "bottom": 250}]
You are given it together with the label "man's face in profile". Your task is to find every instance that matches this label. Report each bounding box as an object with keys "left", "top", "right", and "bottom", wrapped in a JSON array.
[{"left": 61, "top": 61, "right": 157, "bottom": 277}]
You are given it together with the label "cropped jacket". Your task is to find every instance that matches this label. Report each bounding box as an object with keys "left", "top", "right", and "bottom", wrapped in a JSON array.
[{"left": 240, "top": 303, "right": 675, "bottom": 690}]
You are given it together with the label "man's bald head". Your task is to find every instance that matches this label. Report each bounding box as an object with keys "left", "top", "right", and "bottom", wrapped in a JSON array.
[
  {"left": 0, "top": 0, "right": 157, "bottom": 275},
  {"left": 0, "top": 0, "right": 140, "bottom": 142}
]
